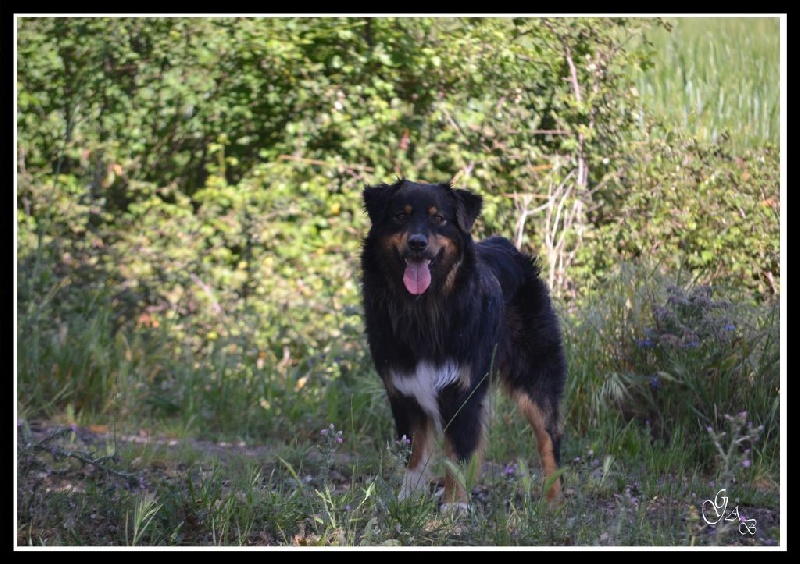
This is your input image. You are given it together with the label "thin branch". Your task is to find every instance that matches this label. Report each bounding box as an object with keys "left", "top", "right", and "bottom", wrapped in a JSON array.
[
  {"left": 277, "top": 154, "right": 375, "bottom": 174},
  {"left": 21, "top": 427, "right": 143, "bottom": 487},
  {"left": 190, "top": 273, "right": 225, "bottom": 316}
]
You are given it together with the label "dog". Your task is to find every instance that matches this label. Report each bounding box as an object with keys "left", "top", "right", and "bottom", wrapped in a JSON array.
[{"left": 360, "top": 179, "right": 567, "bottom": 512}]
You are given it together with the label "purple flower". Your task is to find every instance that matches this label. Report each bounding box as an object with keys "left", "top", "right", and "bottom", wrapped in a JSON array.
[
  {"left": 738, "top": 411, "right": 747, "bottom": 420},
  {"left": 336, "top": 436, "right": 343, "bottom": 444},
  {"left": 742, "top": 459, "right": 751, "bottom": 468},
  {"left": 649, "top": 376, "right": 660, "bottom": 390},
  {"left": 320, "top": 428, "right": 328, "bottom": 436}
]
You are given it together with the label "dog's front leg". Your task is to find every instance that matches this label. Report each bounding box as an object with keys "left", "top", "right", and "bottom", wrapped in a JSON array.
[
  {"left": 399, "top": 419, "right": 435, "bottom": 500},
  {"left": 439, "top": 388, "right": 488, "bottom": 514},
  {"left": 388, "top": 394, "right": 435, "bottom": 500}
]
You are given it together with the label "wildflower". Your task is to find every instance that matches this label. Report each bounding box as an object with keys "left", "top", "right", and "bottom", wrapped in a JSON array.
[
  {"left": 742, "top": 459, "right": 751, "bottom": 468},
  {"left": 724, "top": 324, "right": 736, "bottom": 331},
  {"left": 649, "top": 376, "right": 660, "bottom": 390},
  {"left": 737, "top": 411, "right": 747, "bottom": 421},
  {"left": 320, "top": 428, "right": 328, "bottom": 436},
  {"left": 636, "top": 338, "right": 654, "bottom": 348},
  {"left": 336, "top": 436, "right": 343, "bottom": 444},
  {"left": 504, "top": 462, "right": 518, "bottom": 477}
]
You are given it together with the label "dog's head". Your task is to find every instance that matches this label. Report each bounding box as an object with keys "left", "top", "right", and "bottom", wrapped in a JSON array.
[{"left": 363, "top": 179, "right": 482, "bottom": 295}]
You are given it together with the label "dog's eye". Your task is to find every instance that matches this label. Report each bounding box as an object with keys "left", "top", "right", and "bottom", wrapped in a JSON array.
[{"left": 431, "top": 214, "right": 445, "bottom": 224}]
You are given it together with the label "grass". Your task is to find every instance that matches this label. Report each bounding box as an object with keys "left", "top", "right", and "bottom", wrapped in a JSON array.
[
  {"left": 16, "top": 262, "right": 781, "bottom": 547},
  {"left": 635, "top": 16, "right": 781, "bottom": 152}
]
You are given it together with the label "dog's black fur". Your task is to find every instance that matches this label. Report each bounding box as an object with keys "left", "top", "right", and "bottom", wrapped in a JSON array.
[{"left": 361, "top": 179, "right": 567, "bottom": 508}]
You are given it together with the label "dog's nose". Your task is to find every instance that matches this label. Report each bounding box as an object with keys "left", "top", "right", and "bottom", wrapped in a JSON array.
[{"left": 408, "top": 234, "right": 428, "bottom": 252}]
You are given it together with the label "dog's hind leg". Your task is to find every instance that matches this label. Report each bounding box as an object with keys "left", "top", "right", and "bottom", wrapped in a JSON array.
[{"left": 513, "top": 392, "right": 562, "bottom": 501}]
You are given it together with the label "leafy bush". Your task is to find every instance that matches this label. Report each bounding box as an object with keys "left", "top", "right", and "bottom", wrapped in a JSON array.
[{"left": 565, "top": 263, "right": 779, "bottom": 470}]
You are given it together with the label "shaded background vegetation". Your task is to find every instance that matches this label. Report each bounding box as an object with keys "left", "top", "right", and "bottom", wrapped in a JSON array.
[{"left": 16, "top": 16, "right": 781, "bottom": 546}]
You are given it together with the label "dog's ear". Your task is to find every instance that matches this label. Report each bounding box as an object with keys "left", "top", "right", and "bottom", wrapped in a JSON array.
[
  {"left": 451, "top": 188, "right": 483, "bottom": 232},
  {"left": 362, "top": 183, "right": 396, "bottom": 223}
]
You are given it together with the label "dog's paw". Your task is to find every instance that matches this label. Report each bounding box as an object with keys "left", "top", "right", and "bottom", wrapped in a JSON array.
[
  {"left": 399, "top": 468, "right": 431, "bottom": 500},
  {"left": 439, "top": 502, "right": 470, "bottom": 517}
]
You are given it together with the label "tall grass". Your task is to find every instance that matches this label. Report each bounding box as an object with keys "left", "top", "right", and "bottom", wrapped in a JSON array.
[{"left": 636, "top": 17, "right": 781, "bottom": 151}]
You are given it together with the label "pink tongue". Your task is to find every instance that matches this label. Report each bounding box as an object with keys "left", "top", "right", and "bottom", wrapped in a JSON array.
[{"left": 403, "top": 259, "right": 432, "bottom": 295}]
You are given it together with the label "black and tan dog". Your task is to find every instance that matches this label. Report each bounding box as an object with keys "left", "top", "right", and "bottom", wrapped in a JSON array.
[{"left": 360, "top": 179, "right": 567, "bottom": 512}]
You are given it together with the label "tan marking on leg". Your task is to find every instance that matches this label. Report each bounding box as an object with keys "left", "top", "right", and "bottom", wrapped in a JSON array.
[
  {"left": 399, "top": 419, "right": 434, "bottom": 499},
  {"left": 442, "top": 434, "right": 484, "bottom": 507},
  {"left": 408, "top": 419, "right": 434, "bottom": 471},
  {"left": 514, "top": 394, "right": 562, "bottom": 501}
]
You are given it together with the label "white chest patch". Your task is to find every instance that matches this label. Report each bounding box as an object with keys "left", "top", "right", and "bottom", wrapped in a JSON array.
[{"left": 389, "top": 361, "right": 463, "bottom": 430}]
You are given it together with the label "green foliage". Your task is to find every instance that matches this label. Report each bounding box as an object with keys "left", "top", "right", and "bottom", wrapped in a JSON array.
[
  {"left": 576, "top": 127, "right": 780, "bottom": 299},
  {"left": 564, "top": 263, "right": 779, "bottom": 471},
  {"left": 635, "top": 17, "right": 780, "bottom": 152}
]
